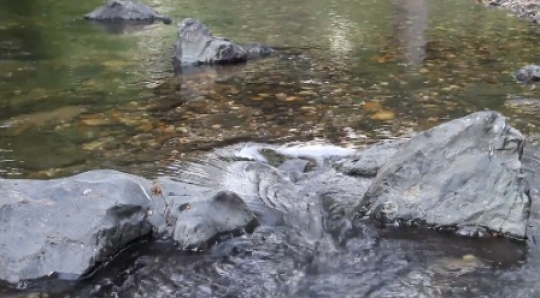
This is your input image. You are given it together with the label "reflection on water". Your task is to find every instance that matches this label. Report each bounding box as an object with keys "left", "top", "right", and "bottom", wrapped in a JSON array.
[
  {"left": 2, "top": 0, "right": 540, "bottom": 296},
  {"left": 392, "top": 0, "right": 428, "bottom": 66},
  {"left": 1, "top": 0, "right": 539, "bottom": 178}
]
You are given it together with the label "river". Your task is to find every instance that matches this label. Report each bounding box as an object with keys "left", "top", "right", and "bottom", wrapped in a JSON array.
[{"left": 1, "top": 0, "right": 540, "bottom": 296}]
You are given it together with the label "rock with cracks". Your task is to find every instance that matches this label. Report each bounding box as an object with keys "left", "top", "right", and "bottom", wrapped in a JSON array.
[
  {"left": 172, "top": 18, "right": 247, "bottom": 67},
  {"left": 355, "top": 111, "right": 531, "bottom": 239}
]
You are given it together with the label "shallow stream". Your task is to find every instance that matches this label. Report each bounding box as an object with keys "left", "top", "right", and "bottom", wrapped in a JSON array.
[{"left": 2, "top": 0, "right": 540, "bottom": 296}]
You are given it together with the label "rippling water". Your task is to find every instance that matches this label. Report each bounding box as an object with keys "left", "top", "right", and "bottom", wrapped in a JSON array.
[{"left": 2, "top": 0, "right": 540, "bottom": 296}]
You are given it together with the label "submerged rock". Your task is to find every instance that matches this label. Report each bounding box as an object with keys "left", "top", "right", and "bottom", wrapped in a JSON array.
[
  {"left": 512, "top": 64, "right": 540, "bottom": 84},
  {"left": 84, "top": 0, "right": 172, "bottom": 24},
  {"left": 354, "top": 111, "right": 531, "bottom": 239},
  {"left": 172, "top": 18, "right": 247, "bottom": 67},
  {"left": 243, "top": 42, "right": 276, "bottom": 60}
]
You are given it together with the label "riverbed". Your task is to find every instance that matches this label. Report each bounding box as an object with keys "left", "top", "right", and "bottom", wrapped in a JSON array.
[{"left": 2, "top": 0, "right": 540, "bottom": 296}]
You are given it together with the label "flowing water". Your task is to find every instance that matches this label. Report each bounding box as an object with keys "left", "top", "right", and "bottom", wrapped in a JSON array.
[{"left": 2, "top": 0, "right": 540, "bottom": 296}]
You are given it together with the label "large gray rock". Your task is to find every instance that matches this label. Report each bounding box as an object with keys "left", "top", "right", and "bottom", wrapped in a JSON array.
[
  {"left": 0, "top": 170, "right": 153, "bottom": 284},
  {"left": 172, "top": 18, "right": 247, "bottom": 67},
  {"left": 0, "top": 169, "right": 258, "bottom": 285},
  {"left": 84, "top": 0, "right": 172, "bottom": 24},
  {"left": 355, "top": 111, "right": 531, "bottom": 239}
]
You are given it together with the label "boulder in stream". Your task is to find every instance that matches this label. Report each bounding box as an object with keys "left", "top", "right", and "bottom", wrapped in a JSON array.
[
  {"left": 512, "top": 64, "right": 540, "bottom": 84},
  {"left": 0, "top": 170, "right": 153, "bottom": 284},
  {"left": 0, "top": 169, "right": 258, "bottom": 285},
  {"left": 172, "top": 18, "right": 248, "bottom": 67},
  {"left": 354, "top": 111, "right": 531, "bottom": 239},
  {"left": 84, "top": 0, "right": 172, "bottom": 25}
]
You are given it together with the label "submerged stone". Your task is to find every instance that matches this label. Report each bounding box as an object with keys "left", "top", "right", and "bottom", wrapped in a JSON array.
[{"left": 243, "top": 42, "right": 276, "bottom": 59}]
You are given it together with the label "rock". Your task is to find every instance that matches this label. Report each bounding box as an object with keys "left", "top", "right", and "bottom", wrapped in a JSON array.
[
  {"left": 355, "top": 111, "right": 531, "bottom": 239},
  {"left": 84, "top": 0, "right": 172, "bottom": 25},
  {"left": 0, "top": 170, "right": 153, "bottom": 284},
  {"left": 512, "top": 64, "right": 540, "bottom": 84},
  {"left": 334, "top": 139, "right": 407, "bottom": 177},
  {"left": 0, "top": 169, "right": 260, "bottom": 285},
  {"left": 172, "top": 18, "right": 247, "bottom": 67},
  {"left": 482, "top": 0, "right": 540, "bottom": 24},
  {"left": 172, "top": 190, "right": 258, "bottom": 250},
  {"left": 243, "top": 43, "right": 276, "bottom": 59}
]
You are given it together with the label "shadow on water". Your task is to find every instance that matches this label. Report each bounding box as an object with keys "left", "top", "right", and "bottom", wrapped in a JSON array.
[{"left": 2, "top": 0, "right": 540, "bottom": 296}]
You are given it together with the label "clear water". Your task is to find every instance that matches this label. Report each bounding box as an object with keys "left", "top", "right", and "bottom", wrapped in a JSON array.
[{"left": 2, "top": 0, "right": 540, "bottom": 296}]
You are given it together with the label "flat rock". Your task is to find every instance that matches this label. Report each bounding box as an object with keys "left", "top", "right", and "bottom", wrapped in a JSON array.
[
  {"left": 172, "top": 18, "right": 247, "bottom": 67},
  {"left": 355, "top": 111, "right": 531, "bottom": 239},
  {"left": 84, "top": 0, "right": 172, "bottom": 24}
]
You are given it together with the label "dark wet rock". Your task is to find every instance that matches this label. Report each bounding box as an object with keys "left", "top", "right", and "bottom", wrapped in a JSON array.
[
  {"left": 84, "top": 0, "right": 172, "bottom": 25},
  {"left": 172, "top": 18, "right": 247, "bottom": 67},
  {"left": 172, "top": 191, "right": 258, "bottom": 249},
  {"left": 512, "top": 64, "right": 540, "bottom": 84},
  {"left": 243, "top": 42, "right": 276, "bottom": 59},
  {"left": 0, "top": 170, "right": 153, "bottom": 284},
  {"left": 0, "top": 169, "right": 258, "bottom": 285},
  {"left": 355, "top": 111, "right": 531, "bottom": 239}
]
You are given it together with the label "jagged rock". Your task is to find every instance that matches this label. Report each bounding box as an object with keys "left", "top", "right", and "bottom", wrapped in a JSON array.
[
  {"left": 84, "top": 0, "right": 172, "bottom": 24},
  {"left": 172, "top": 18, "right": 247, "bottom": 67},
  {"left": 0, "top": 170, "right": 153, "bottom": 284},
  {"left": 355, "top": 111, "right": 531, "bottom": 239},
  {"left": 512, "top": 64, "right": 540, "bottom": 84}
]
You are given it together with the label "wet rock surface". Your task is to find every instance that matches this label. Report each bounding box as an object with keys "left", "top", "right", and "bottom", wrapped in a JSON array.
[
  {"left": 356, "top": 111, "right": 531, "bottom": 239},
  {"left": 512, "top": 64, "right": 540, "bottom": 84},
  {"left": 0, "top": 170, "right": 154, "bottom": 284},
  {"left": 243, "top": 42, "right": 277, "bottom": 60},
  {"left": 0, "top": 170, "right": 258, "bottom": 285},
  {"left": 172, "top": 18, "right": 248, "bottom": 67},
  {"left": 84, "top": 0, "right": 172, "bottom": 24},
  {"left": 172, "top": 19, "right": 276, "bottom": 69}
]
